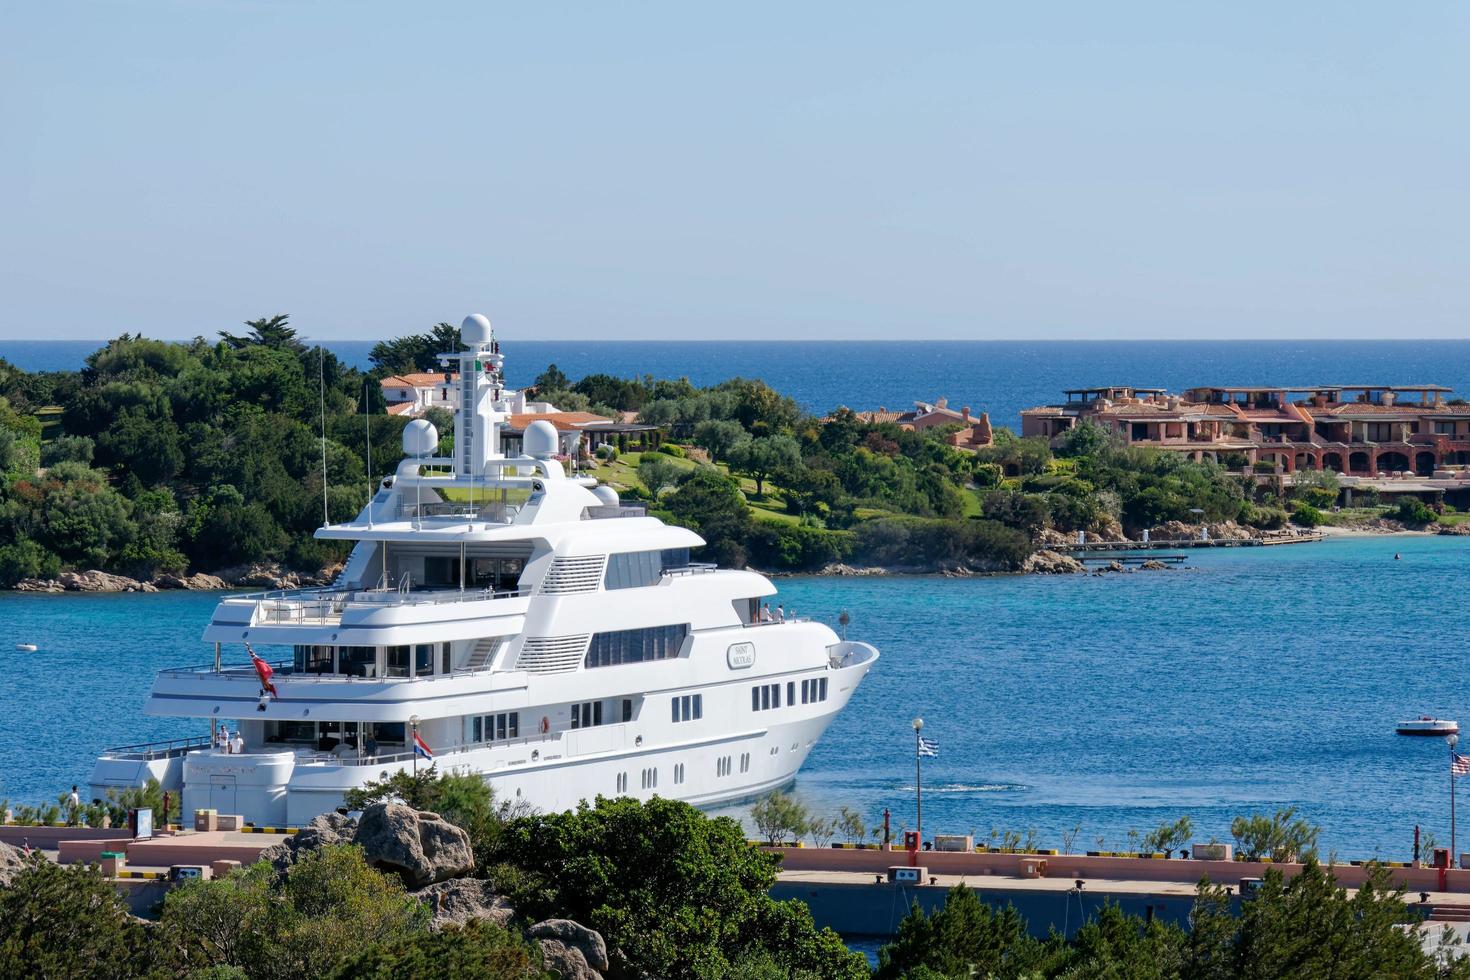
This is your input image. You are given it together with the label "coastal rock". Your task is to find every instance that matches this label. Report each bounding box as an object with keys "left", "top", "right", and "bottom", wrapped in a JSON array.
[
  {"left": 13, "top": 578, "right": 64, "bottom": 593},
  {"left": 1091, "top": 515, "right": 1129, "bottom": 542},
  {"left": 1022, "top": 550, "right": 1085, "bottom": 575},
  {"left": 531, "top": 919, "right": 609, "bottom": 979},
  {"left": 1033, "top": 527, "right": 1074, "bottom": 548},
  {"left": 1145, "top": 520, "right": 1255, "bottom": 542},
  {"left": 413, "top": 878, "right": 514, "bottom": 929},
  {"left": 259, "top": 811, "right": 356, "bottom": 878},
  {"left": 0, "top": 841, "right": 26, "bottom": 887},
  {"left": 353, "top": 803, "right": 474, "bottom": 888},
  {"left": 152, "top": 571, "right": 229, "bottom": 590},
  {"left": 817, "top": 563, "right": 889, "bottom": 577},
  {"left": 1434, "top": 523, "right": 1470, "bottom": 536},
  {"left": 1139, "top": 559, "right": 1170, "bottom": 571},
  {"left": 57, "top": 570, "right": 157, "bottom": 593}
]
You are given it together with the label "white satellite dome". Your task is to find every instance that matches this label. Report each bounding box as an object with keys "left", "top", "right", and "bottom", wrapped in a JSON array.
[
  {"left": 591, "top": 485, "right": 620, "bottom": 507},
  {"left": 461, "top": 313, "right": 492, "bottom": 346},
  {"left": 524, "top": 419, "right": 559, "bottom": 459},
  {"left": 402, "top": 418, "right": 439, "bottom": 457}
]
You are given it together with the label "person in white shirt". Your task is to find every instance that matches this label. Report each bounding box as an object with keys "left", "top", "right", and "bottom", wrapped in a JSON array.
[
  {"left": 773, "top": 604, "right": 785, "bottom": 623},
  {"left": 230, "top": 732, "right": 245, "bottom": 755},
  {"left": 215, "top": 726, "right": 230, "bottom": 751}
]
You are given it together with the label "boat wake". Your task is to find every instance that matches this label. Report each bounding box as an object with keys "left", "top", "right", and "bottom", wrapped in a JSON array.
[{"left": 901, "top": 782, "right": 1029, "bottom": 794}]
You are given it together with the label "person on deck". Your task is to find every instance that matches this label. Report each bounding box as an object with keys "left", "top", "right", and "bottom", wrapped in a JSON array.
[
  {"left": 773, "top": 604, "right": 785, "bottom": 623},
  {"left": 230, "top": 732, "right": 245, "bottom": 755}
]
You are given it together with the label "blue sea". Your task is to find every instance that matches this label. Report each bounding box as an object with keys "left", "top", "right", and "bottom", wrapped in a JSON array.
[
  {"left": 3, "top": 533, "right": 1467, "bottom": 859},
  {"left": 6, "top": 339, "right": 1470, "bottom": 430}
]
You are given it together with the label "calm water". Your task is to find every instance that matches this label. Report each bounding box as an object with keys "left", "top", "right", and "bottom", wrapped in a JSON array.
[
  {"left": 6, "top": 339, "right": 1470, "bottom": 429},
  {"left": 2, "top": 534, "right": 1467, "bottom": 858}
]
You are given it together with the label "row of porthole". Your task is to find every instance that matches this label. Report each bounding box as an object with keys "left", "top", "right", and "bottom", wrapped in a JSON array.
[{"left": 618, "top": 751, "right": 760, "bottom": 793}]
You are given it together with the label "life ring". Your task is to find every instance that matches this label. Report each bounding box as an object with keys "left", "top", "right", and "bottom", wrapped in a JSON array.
[{"left": 539, "top": 716, "right": 550, "bottom": 735}]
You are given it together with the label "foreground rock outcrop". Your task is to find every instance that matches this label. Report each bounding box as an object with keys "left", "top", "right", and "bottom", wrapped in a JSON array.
[
  {"left": 531, "top": 918, "right": 609, "bottom": 979},
  {"left": 354, "top": 803, "right": 474, "bottom": 888},
  {"left": 253, "top": 805, "right": 608, "bottom": 977},
  {"left": 414, "top": 877, "right": 515, "bottom": 929},
  {"left": 0, "top": 841, "right": 26, "bottom": 887},
  {"left": 259, "top": 812, "right": 356, "bottom": 878}
]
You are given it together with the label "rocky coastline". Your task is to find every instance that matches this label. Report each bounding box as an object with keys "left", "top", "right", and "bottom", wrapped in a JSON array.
[{"left": 11, "top": 561, "right": 343, "bottom": 595}]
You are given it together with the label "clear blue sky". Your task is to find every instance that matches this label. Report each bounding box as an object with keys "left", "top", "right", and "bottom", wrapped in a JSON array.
[{"left": 2, "top": 2, "right": 1466, "bottom": 341}]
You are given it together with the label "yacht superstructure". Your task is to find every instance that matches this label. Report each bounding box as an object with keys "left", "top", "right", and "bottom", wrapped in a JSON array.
[{"left": 91, "top": 314, "right": 878, "bottom": 825}]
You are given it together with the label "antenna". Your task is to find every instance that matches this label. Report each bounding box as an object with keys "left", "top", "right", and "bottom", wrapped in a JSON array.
[
  {"left": 364, "top": 383, "right": 374, "bottom": 530},
  {"left": 318, "top": 345, "right": 329, "bottom": 528}
]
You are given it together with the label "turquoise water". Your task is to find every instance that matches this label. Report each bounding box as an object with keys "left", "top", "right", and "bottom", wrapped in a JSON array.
[{"left": 2, "top": 534, "right": 1467, "bottom": 858}]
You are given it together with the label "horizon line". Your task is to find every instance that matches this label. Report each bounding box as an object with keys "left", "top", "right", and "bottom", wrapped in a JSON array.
[{"left": 7, "top": 336, "right": 1470, "bottom": 346}]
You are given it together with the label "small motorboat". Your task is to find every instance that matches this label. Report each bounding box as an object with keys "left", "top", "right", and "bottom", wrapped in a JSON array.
[
  {"left": 14, "top": 643, "right": 37, "bottom": 652},
  {"left": 1396, "top": 716, "right": 1460, "bottom": 736}
]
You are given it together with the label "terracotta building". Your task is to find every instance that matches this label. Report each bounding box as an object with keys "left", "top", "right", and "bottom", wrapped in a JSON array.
[
  {"left": 853, "top": 398, "right": 994, "bottom": 451},
  {"left": 1021, "top": 384, "right": 1470, "bottom": 476}
]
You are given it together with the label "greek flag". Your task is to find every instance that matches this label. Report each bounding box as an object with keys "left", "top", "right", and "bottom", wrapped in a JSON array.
[{"left": 917, "top": 736, "right": 939, "bottom": 758}]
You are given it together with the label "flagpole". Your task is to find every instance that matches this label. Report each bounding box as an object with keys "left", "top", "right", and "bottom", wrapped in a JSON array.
[
  {"left": 1451, "top": 733, "right": 1460, "bottom": 861},
  {"left": 411, "top": 715, "right": 421, "bottom": 779},
  {"left": 912, "top": 717, "right": 924, "bottom": 845}
]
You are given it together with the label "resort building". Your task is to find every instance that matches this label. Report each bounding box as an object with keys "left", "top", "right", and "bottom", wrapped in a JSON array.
[
  {"left": 380, "top": 372, "right": 458, "bottom": 416},
  {"left": 853, "top": 398, "right": 994, "bottom": 452},
  {"left": 1021, "top": 385, "right": 1470, "bottom": 477}
]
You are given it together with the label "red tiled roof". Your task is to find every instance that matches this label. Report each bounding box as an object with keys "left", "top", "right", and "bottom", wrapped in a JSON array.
[
  {"left": 504, "top": 411, "right": 614, "bottom": 432},
  {"left": 380, "top": 372, "right": 457, "bottom": 388},
  {"left": 386, "top": 402, "right": 417, "bottom": 416}
]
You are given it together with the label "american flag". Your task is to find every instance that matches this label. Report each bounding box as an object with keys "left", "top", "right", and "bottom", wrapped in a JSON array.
[
  {"left": 918, "top": 736, "right": 939, "bottom": 758},
  {"left": 1453, "top": 753, "right": 1469, "bottom": 776}
]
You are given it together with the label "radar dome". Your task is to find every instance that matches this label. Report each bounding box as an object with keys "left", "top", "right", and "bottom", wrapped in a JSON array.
[
  {"left": 461, "top": 313, "right": 492, "bottom": 346},
  {"left": 402, "top": 418, "right": 439, "bottom": 457},
  {"left": 524, "top": 419, "right": 559, "bottom": 459},
  {"left": 591, "top": 485, "right": 620, "bottom": 507}
]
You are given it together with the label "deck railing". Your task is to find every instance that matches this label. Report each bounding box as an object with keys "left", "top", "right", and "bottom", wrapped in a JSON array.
[{"left": 99, "top": 735, "right": 213, "bottom": 760}]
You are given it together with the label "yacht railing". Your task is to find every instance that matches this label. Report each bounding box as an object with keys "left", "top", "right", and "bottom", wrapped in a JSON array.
[
  {"left": 157, "top": 659, "right": 503, "bottom": 682},
  {"left": 227, "top": 585, "right": 529, "bottom": 626},
  {"left": 583, "top": 503, "right": 648, "bottom": 520},
  {"left": 662, "top": 563, "right": 718, "bottom": 578},
  {"left": 288, "top": 731, "right": 565, "bottom": 767},
  {"left": 99, "top": 735, "right": 213, "bottom": 760},
  {"left": 397, "top": 500, "right": 518, "bottom": 523}
]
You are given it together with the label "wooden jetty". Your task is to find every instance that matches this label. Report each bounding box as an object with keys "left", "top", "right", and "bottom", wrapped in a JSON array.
[{"left": 1057, "top": 532, "right": 1323, "bottom": 554}]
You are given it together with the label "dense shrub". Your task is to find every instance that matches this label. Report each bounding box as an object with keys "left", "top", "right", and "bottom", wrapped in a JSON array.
[
  {"left": 659, "top": 442, "right": 686, "bottom": 458},
  {"left": 1394, "top": 497, "right": 1438, "bottom": 525},
  {"left": 1291, "top": 503, "right": 1326, "bottom": 528}
]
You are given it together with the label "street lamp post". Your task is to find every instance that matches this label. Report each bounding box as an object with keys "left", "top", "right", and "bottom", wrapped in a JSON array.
[
  {"left": 912, "top": 717, "right": 924, "bottom": 845},
  {"left": 411, "top": 715, "right": 421, "bottom": 779}
]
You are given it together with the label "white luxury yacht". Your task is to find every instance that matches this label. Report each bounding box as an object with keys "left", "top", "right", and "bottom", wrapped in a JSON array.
[{"left": 91, "top": 314, "right": 878, "bottom": 825}]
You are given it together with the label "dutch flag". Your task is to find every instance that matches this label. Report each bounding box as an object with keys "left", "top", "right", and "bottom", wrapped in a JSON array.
[{"left": 413, "top": 731, "right": 434, "bottom": 760}]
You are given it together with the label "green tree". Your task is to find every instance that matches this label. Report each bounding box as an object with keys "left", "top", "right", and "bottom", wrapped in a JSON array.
[
  {"left": 0, "top": 856, "right": 151, "bottom": 979},
  {"left": 487, "top": 796, "right": 864, "bottom": 980},
  {"left": 637, "top": 454, "right": 685, "bottom": 496},
  {"left": 1142, "top": 815, "right": 1193, "bottom": 856},
  {"left": 1230, "top": 806, "right": 1320, "bottom": 862},
  {"left": 329, "top": 920, "right": 552, "bottom": 979},
  {"left": 727, "top": 435, "right": 800, "bottom": 498},
  {"left": 749, "top": 791, "right": 808, "bottom": 845},
  {"left": 693, "top": 419, "right": 748, "bottom": 463},
  {"left": 219, "top": 313, "right": 303, "bottom": 351},
  {"left": 1185, "top": 861, "right": 1467, "bottom": 978},
  {"left": 874, "top": 885, "right": 1055, "bottom": 980},
  {"left": 664, "top": 468, "right": 755, "bottom": 567}
]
